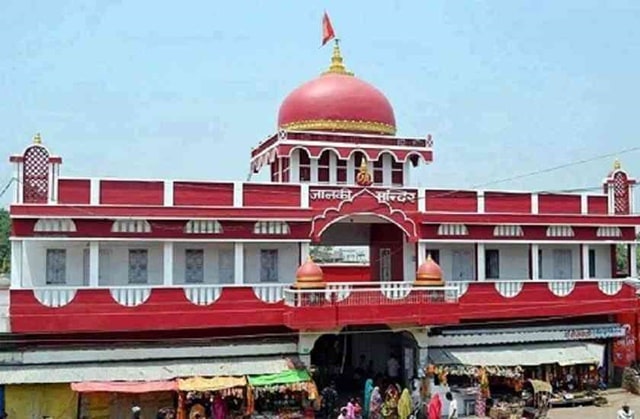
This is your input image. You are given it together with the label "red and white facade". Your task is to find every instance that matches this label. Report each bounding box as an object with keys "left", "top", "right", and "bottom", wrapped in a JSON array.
[{"left": 4, "top": 42, "right": 640, "bottom": 384}]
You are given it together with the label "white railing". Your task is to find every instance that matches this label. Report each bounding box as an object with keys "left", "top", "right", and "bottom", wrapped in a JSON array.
[
  {"left": 19, "top": 278, "right": 636, "bottom": 308},
  {"left": 283, "top": 282, "right": 459, "bottom": 308}
]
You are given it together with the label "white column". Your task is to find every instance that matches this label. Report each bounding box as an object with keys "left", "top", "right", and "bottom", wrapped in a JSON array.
[
  {"left": 582, "top": 244, "right": 590, "bottom": 279},
  {"left": 300, "top": 242, "right": 310, "bottom": 264},
  {"left": 233, "top": 182, "right": 243, "bottom": 207},
  {"left": 290, "top": 151, "right": 300, "bottom": 183},
  {"left": 89, "top": 241, "right": 100, "bottom": 287},
  {"left": 477, "top": 191, "right": 485, "bottom": 213},
  {"left": 580, "top": 194, "right": 588, "bottom": 215},
  {"left": 310, "top": 158, "right": 319, "bottom": 183},
  {"left": 403, "top": 160, "right": 411, "bottom": 186},
  {"left": 90, "top": 178, "right": 100, "bottom": 205},
  {"left": 404, "top": 238, "right": 416, "bottom": 282},
  {"left": 14, "top": 162, "right": 23, "bottom": 204},
  {"left": 346, "top": 156, "right": 355, "bottom": 184},
  {"left": 631, "top": 244, "right": 638, "bottom": 279},
  {"left": 163, "top": 180, "right": 174, "bottom": 206},
  {"left": 382, "top": 155, "right": 392, "bottom": 186},
  {"left": 328, "top": 153, "right": 337, "bottom": 184},
  {"left": 531, "top": 244, "right": 540, "bottom": 280},
  {"left": 234, "top": 242, "right": 244, "bottom": 285},
  {"left": 477, "top": 243, "right": 486, "bottom": 281},
  {"left": 531, "top": 193, "right": 539, "bottom": 214},
  {"left": 417, "top": 242, "right": 427, "bottom": 265},
  {"left": 47, "top": 163, "right": 55, "bottom": 204},
  {"left": 163, "top": 242, "right": 174, "bottom": 286},
  {"left": 10, "top": 240, "right": 23, "bottom": 289}
]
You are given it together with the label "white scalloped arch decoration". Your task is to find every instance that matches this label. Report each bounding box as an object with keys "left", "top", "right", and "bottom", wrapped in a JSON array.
[
  {"left": 455, "top": 282, "right": 469, "bottom": 297},
  {"left": 184, "top": 286, "right": 222, "bottom": 306},
  {"left": 252, "top": 285, "right": 285, "bottom": 304},
  {"left": 598, "top": 280, "right": 623, "bottom": 296},
  {"left": 546, "top": 225, "right": 574, "bottom": 237},
  {"left": 110, "top": 287, "right": 151, "bottom": 307},
  {"left": 185, "top": 220, "right": 223, "bottom": 234},
  {"left": 596, "top": 226, "right": 622, "bottom": 238},
  {"left": 494, "top": 281, "right": 524, "bottom": 298},
  {"left": 325, "top": 284, "right": 351, "bottom": 302},
  {"left": 547, "top": 281, "right": 576, "bottom": 297},
  {"left": 381, "top": 283, "right": 412, "bottom": 300},
  {"left": 34, "top": 218, "right": 77, "bottom": 233},
  {"left": 34, "top": 288, "right": 77, "bottom": 308},
  {"left": 111, "top": 219, "right": 152, "bottom": 233}
]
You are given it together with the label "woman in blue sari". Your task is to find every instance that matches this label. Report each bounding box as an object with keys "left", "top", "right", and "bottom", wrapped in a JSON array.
[{"left": 363, "top": 379, "right": 374, "bottom": 418}]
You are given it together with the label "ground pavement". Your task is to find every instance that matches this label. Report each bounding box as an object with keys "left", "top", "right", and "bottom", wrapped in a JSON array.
[{"left": 461, "top": 390, "right": 640, "bottom": 418}]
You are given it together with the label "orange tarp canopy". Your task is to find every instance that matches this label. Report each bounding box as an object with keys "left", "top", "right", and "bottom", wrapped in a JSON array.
[
  {"left": 177, "top": 376, "right": 246, "bottom": 392},
  {"left": 71, "top": 380, "right": 178, "bottom": 393}
]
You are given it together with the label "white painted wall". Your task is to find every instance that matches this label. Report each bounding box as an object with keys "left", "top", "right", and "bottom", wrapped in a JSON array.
[
  {"left": 98, "top": 242, "right": 164, "bottom": 286},
  {"left": 173, "top": 243, "right": 235, "bottom": 284},
  {"left": 243, "top": 242, "right": 298, "bottom": 284},
  {"left": 22, "top": 241, "right": 87, "bottom": 287},
  {"left": 539, "top": 244, "right": 581, "bottom": 279},
  {"left": 483, "top": 244, "right": 529, "bottom": 280},
  {"left": 590, "top": 244, "right": 613, "bottom": 278},
  {"left": 423, "top": 244, "right": 476, "bottom": 282}
]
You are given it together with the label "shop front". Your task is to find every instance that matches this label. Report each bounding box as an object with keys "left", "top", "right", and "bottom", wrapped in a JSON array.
[{"left": 428, "top": 341, "right": 607, "bottom": 417}]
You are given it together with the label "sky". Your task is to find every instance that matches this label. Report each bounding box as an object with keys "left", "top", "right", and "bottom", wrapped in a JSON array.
[{"left": 1, "top": 0, "right": 640, "bottom": 207}]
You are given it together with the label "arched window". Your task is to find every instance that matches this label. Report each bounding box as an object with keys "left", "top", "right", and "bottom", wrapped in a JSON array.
[
  {"left": 318, "top": 150, "right": 333, "bottom": 183},
  {"left": 297, "top": 149, "right": 311, "bottom": 182}
]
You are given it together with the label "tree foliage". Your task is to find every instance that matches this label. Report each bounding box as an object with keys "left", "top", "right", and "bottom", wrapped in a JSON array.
[{"left": 0, "top": 208, "right": 9, "bottom": 273}]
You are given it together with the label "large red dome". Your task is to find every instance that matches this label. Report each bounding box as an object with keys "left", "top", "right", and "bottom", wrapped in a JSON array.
[{"left": 277, "top": 43, "right": 396, "bottom": 136}]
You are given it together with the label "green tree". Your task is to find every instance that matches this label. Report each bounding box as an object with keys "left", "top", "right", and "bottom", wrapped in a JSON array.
[{"left": 0, "top": 208, "right": 9, "bottom": 273}]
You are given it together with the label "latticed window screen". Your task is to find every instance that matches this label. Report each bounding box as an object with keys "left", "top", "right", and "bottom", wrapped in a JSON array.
[
  {"left": 218, "top": 249, "right": 234, "bottom": 284},
  {"left": 260, "top": 249, "right": 278, "bottom": 283},
  {"left": 46, "top": 249, "right": 66, "bottom": 285},
  {"left": 128, "top": 249, "right": 148, "bottom": 284},
  {"left": 23, "top": 145, "right": 50, "bottom": 203},
  {"left": 614, "top": 172, "right": 630, "bottom": 214},
  {"left": 185, "top": 249, "right": 204, "bottom": 284}
]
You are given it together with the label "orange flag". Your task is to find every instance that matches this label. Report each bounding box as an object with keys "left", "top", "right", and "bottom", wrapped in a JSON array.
[{"left": 322, "top": 12, "right": 336, "bottom": 46}]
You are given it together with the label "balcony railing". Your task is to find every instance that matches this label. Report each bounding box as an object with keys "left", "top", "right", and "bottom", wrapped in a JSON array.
[{"left": 283, "top": 282, "right": 459, "bottom": 307}]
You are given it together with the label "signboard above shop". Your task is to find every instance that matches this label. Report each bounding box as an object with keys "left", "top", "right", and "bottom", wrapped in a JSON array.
[{"left": 429, "top": 324, "right": 628, "bottom": 347}]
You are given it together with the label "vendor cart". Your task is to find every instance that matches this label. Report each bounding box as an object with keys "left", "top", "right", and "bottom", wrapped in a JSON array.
[{"left": 521, "top": 379, "right": 552, "bottom": 419}]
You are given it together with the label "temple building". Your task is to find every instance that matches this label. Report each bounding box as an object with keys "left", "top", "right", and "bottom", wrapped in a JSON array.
[{"left": 1, "top": 39, "right": 640, "bottom": 416}]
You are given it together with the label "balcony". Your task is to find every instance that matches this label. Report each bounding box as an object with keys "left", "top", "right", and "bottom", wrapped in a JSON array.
[{"left": 8, "top": 279, "right": 637, "bottom": 334}]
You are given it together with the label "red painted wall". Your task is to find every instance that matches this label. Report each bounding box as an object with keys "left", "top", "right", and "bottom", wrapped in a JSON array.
[
  {"left": 243, "top": 184, "right": 300, "bottom": 207},
  {"left": 484, "top": 192, "right": 531, "bottom": 213},
  {"left": 425, "top": 190, "right": 477, "bottom": 212},
  {"left": 173, "top": 182, "right": 234, "bottom": 206},
  {"left": 369, "top": 224, "right": 404, "bottom": 281},
  {"left": 100, "top": 180, "right": 164, "bottom": 205},
  {"left": 538, "top": 194, "right": 582, "bottom": 214},
  {"left": 58, "top": 179, "right": 90, "bottom": 204},
  {"left": 588, "top": 196, "right": 608, "bottom": 215},
  {"left": 320, "top": 265, "right": 370, "bottom": 282}
]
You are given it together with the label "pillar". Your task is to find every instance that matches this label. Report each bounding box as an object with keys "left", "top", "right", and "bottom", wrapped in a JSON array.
[
  {"left": 582, "top": 244, "right": 590, "bottom": 279},
  {"left": 476, "top": 243, "right": 486, "bottom": 282},
  {"left": 234, "top": 242, "right": 244, "bottom": 285},
  {"left": 631, "top": 244, "right": 638, "bottom": 278},
  {"left": 89, "top": 241, "right": 100, "bottom": 287},
  {"left": 310, "top": 157, "right": 319, "bottom": 183},
  {"left": 328, "top": 153, "right": 337, "bottom": 184},
  {"left": 163, "top": 242, "right": 173, "bottom": 286},
  {"left": 10, "top": 240, "right": 22, "bottom": 289},
  {"left": 300, "top": 242, "right": 310, "bottom": 264},
  {"left": 418, "top": 242, "right": 427, "bottom": 265},
  {"left": 531, "top": 244, "right": 540, "bottom": 280}
]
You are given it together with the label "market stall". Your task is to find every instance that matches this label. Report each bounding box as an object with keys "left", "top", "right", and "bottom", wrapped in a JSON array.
[
  {"left": 248, "top": 370, "right": 318, "bottom": 419},
  {"left": 71, "top": 380, "right": 178, "bottom": 419},
  {"left": 177, "top": 376, "right": 248, "bottom": 419}
]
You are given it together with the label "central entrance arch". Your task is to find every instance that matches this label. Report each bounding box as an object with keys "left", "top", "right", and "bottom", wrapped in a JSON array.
[
  {"left": 310, "top": 214, "right": 415, "bottom": 282},
  {"left": 310, "top": 325, "right": 418, "bottom": 393}
]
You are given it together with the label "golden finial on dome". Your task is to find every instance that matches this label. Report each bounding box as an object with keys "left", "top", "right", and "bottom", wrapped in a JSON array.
[
  {"left": 614, "top": 158, "right": 621, "bottom": 170},
  {"left": 356, "top": 157, "right": 373, "bottom": 186},
  {"left": 33, "top": 133, "right": 42, "bottom": 144},
  {"left": 323, "top": 39, "right": 354, "bottom": 76}
]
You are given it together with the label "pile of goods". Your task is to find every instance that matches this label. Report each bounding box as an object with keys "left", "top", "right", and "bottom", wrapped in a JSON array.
[{"left": 622, "top": 367, "right": 640, "bottom": 395}]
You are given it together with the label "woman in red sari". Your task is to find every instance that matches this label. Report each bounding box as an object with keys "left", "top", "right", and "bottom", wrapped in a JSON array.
[{"left": 428, "top": 393, "right": 442, "bottom": 419}]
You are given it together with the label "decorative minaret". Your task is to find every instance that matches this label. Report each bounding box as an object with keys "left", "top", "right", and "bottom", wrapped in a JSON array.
[
  {"left": 603, "top": 159, "right": 636, "bottom": 215},
  {"left": 9, "top": 133, "right": 62, "bottom": 204}
]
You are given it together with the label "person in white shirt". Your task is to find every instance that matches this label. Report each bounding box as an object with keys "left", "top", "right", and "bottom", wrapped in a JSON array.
[
  {"left": 618, "top": 404, "right": 635, "bottom": 419},
  {"left": 387, "top": 355, "right": 400, "bottom": 381},
  {"left": 445, "top": 392, "right": 458, "bottom": 419}
]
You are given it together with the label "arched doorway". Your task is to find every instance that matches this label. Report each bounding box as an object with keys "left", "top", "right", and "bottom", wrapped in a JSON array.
[
  {"left": 310, "top": 214, "right": 416, "bottom": 282},
  {"left": 310, "top": 325, "right": 418, "bottom": 394}
]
